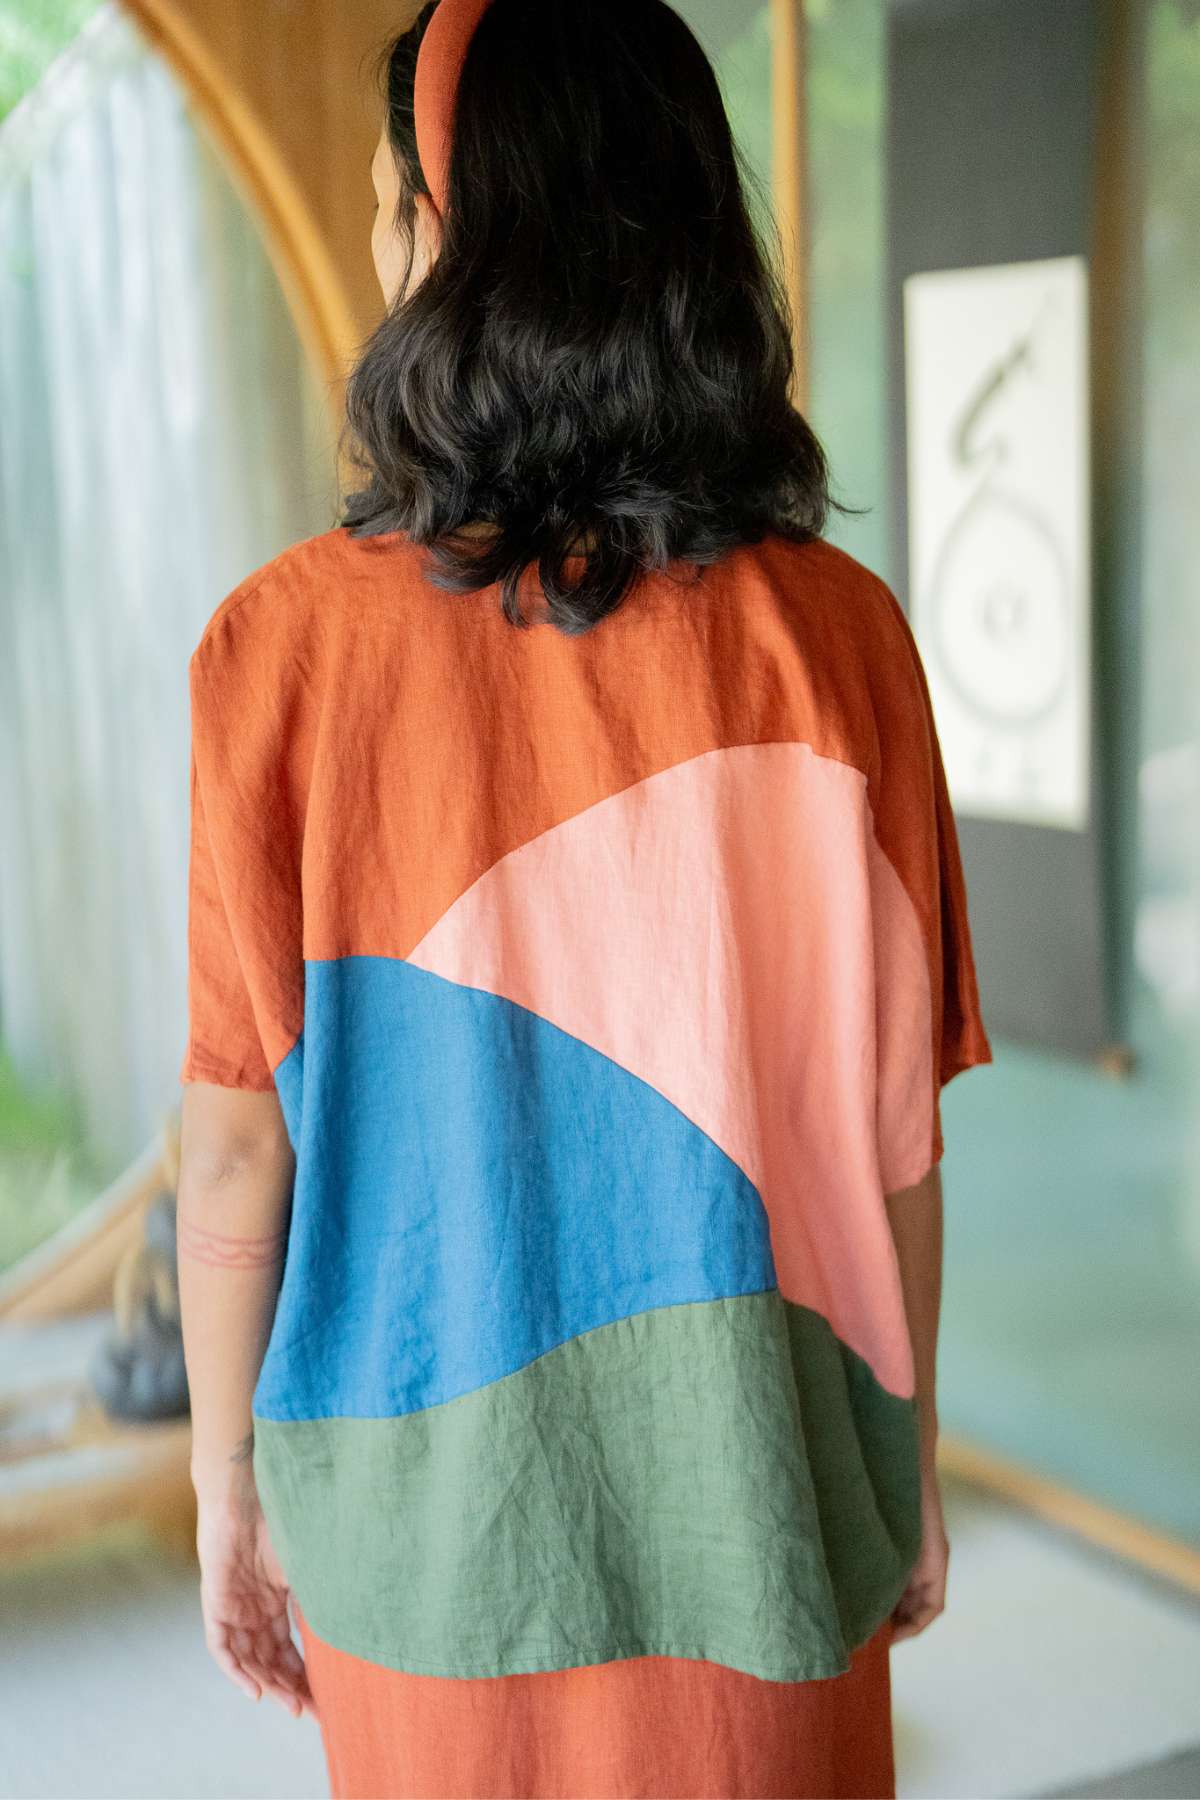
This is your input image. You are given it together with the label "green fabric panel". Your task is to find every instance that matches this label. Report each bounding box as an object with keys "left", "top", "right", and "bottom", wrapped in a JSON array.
[{"left": 253, "top": 1292, "right": 921, "bottom": 1682}]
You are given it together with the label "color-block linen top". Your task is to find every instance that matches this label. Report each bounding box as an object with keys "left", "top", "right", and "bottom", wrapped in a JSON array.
[{"left": 179, "top": 525, "right": 991, "bottom": 1685}]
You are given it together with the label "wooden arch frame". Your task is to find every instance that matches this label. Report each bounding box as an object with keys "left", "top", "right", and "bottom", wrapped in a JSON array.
[{"left": 118, "top": 0, "right": 409, "bottom": 409}]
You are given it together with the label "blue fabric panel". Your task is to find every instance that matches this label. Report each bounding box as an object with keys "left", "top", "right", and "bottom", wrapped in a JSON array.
[{"left": 255, "top": 956, "right": 776, "bottom": 1422}]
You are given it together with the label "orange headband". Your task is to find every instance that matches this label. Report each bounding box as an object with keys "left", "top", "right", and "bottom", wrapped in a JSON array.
[{"left": 413, "top": 0, "right": 495, "bottom": 217}]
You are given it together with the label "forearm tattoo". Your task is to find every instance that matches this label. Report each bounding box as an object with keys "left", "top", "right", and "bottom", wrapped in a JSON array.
[{"left": 177, "top": 1218, "right": 287, "bottom": 1269}]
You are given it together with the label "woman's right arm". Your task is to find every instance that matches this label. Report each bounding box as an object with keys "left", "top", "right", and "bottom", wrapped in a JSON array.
[{"left": 885, "top": 1162, "right": 951, "bottom": 1641}]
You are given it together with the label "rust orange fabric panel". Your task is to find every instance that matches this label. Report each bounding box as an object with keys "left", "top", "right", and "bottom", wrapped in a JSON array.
[
  {"left": 296, "top": 1603, "right": 897, "bottom": 1800},
  {"left": 183, "top": 528, "right": 987, "bottom": 1178}
]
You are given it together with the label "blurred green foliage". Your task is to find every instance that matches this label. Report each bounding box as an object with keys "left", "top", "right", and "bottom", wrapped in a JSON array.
[
  {"left": 0, "top": 6, "right": 104, "bottom": 1275},
  {"left": 1148, "top": 0, "right": 1200, "bottom": 360},
  {"left": 806, "top": 0, "right": 889, "bottom": 576},
  {"left": 676, "top": 0, "right": 889, "bottom": 575},
  {"left": 0, "top": 1048, "right": 99, "bottom": 1274},
  {"left": 0, "top": 0, "right": 100, "bottom": 124}
]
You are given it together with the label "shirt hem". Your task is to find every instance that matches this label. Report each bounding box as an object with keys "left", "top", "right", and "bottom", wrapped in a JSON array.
[{"left": 291, "top": 1561, "right": 910, "bottom": 1688}]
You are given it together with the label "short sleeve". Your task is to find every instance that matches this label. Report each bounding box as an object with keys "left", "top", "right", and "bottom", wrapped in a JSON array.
[
  {"left": 870, "top": 587, "right": 992, "bottom": 1191},
  {"left": 179, "top": 657, "right": 276, "bottom": 1091}
]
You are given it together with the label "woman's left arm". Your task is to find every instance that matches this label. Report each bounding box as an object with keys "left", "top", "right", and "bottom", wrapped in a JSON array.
[{"left": 178, "top": 1080, "right": 314, "bottom": 1719}]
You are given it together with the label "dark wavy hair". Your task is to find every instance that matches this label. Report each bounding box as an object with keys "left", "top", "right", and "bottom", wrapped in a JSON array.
[{"left": 341, "top": 0, "right": 832, "bottom": 633}]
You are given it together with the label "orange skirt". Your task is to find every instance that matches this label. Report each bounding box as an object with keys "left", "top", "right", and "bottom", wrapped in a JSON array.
[{"left": 295, "top": 1605, "right": 896, "bottom": 1800}]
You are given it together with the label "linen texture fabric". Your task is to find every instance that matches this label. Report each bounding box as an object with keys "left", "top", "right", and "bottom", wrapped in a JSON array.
[{"left": 180, "top": 526, "right": 991, "bottom": 1798}]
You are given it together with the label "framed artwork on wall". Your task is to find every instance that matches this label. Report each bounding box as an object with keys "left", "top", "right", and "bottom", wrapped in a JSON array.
[{"left": 904, "top": 256, "right": 1092, "bottom": 832}]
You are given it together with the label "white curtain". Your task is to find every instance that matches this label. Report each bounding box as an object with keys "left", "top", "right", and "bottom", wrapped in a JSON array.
[{"left": 0, "top": 5, "right": 339, "bottom": 1174}]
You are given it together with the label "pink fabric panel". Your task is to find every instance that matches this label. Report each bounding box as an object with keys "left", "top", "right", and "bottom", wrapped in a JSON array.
[
  {"left": 409, "top": 743, "right": 929, "bottom": 1398},
  {"left": 871, "top": 832, "right": 939, "bottom": 1196}
]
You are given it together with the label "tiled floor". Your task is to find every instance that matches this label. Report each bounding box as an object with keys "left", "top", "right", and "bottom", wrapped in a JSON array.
[
  {"left": 2, "top": 1477, "right": 1198, "bottom": 1799},
  {"left": 1049, "top": 1746, "right": 1200, "bottom": 1798},
  {"left": 890, "top": 1481, "right": 1200, "bottom": 1798},
  {"left": 0, "top": 1525, "right": 325, "bottom": 1800}
]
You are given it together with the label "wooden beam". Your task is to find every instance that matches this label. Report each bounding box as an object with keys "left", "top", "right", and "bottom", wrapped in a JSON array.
[
  {"left": 771, "top": 0, "right": 808, "bottom": 410},
  {"left": 940, "top": 1433, "right": 1200, "bottom": 1598},
  {"left": 121, "top": 0, "right": 362, "bottom": 408}
]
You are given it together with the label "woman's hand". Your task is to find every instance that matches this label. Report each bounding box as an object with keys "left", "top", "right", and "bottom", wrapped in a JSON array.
[
  {"left": 884, "top": 1166, "right": 948, "bottom": 1645},
  {"left": 178, "top": 1085, "right": 305, "bottom": 1713},
  {"left": 195, "top": 1457, "right": 315, "bottom": 1719},
  {"left": 889, "top": 1464, "right": 949, "bottom": 1642}
]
